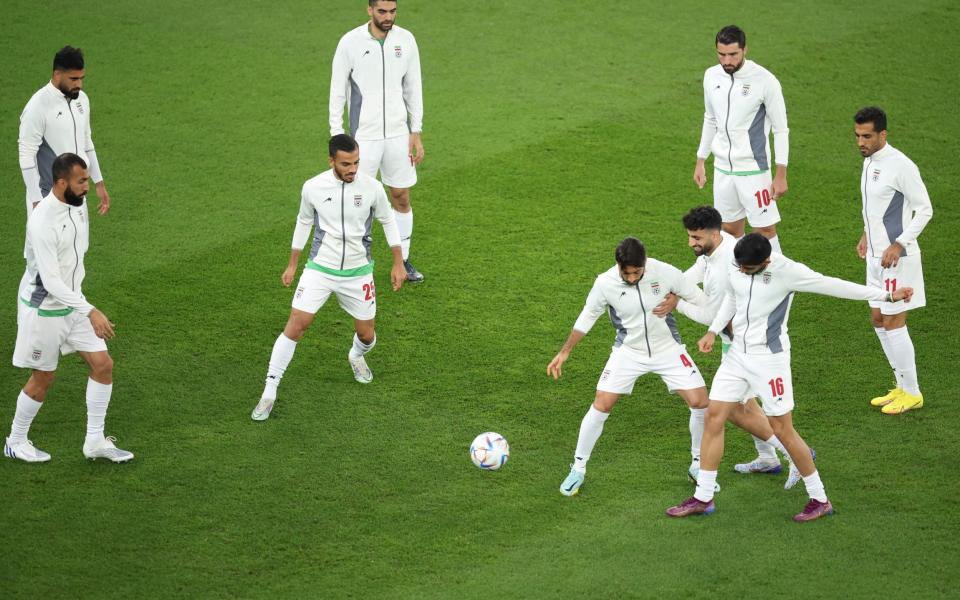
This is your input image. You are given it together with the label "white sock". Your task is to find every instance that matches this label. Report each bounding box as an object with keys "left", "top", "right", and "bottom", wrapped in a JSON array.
[
  {"left": 694, "top": 469, "right": 718, "bottom": 502},
  {"left": 802, "top": 470, "right": 828, "bottom": 502},
  {"left": 753, "top": 435, "right": 778, "bottom": 460},
  {"left": 263, "top": 334, "right": 298, "bottom": 399},
  {"left": 85, "top": 378, "right": 113, "bottom": 444},
  {"left": 886, "top": 327, "right": 920, "bottom": 395},
  {"left": 9, "top": 391, "right": 43, "bottom": 444},
  {"left": 573, "top": 406, "right": 609, "bottom": 473},
  {"left": 394, "top": 209, "right": 413, "bottom": 261},
  {"left": 768, "top": 235, "right": 782, "bottom": 254},
  {"left": 349, "top": 334, "right": 376, "bottom": 360},
  {"left": 874, "top": 327, "right": 899, "bottom": 388},
  {"left": 688, "top": 408, "right": 705, "bottom": 462},
  {"left": 765, "top": 435, "right": 788, "bottom": 459}
]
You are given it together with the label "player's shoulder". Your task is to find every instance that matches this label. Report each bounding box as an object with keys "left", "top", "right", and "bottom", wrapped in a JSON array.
[
  {"left": 391, "top": 25, "right": 417, "bottom": 43},
  {"left": 339, "top": 23, "right": 369, "bottom": 45},
  {"left": 646, "top": 256, "right": 682, "bottom": 277},
  {"left": 354, "top": 171, "right": 386, "bottom": 193},
  {"left": 597, "top": 265, "right": 620, "bottom": 284},
  {"left": 23, "top": 84, "right": 52, "bottom": 112},
  {"left": 748, "top": 61, "right": 780, "bottom": 84},
  {"left": 884, "top": 144, "right": 919, "bottom": 170},
  {"left": 302, "top": 170, "right": 336, "bottom": 192},
  {"left": 703, "top": 64, "right": 726, "bottom": 80}
]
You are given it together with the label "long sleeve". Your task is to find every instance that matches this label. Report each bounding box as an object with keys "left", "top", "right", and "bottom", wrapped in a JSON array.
[
  {"left": 787, "top": 261, "right": 885, "bottom": 302},
  {"left": 29, "top": 221, "right": 94, "bottom": 315},
  {"left": 402, "top": 37, "right": 423, "bottom": 133},
  {"left": 696, "top": 81, "right": 716, "bottom": 160},
  {"left": 766, "top": 77, "right": 789, "bottom": 166},
  {"left": 684, "top": 259, "right": 706, "bottom": 285},
  {"left": 374, "top": 185, "right": 401, "bottom": 247},
  {"left": 673, "top": 271, "right": 708, "bottom": 307},
  {"left": 677, "top": 299, "right": 716, "bottom": 327},
  {"left": 19, "top": 99, "right": 45, "bottom": 205},
  {"left": 291, "top": 189, "right": 314, "bottom": 250},
  {"left": 572, "top": 279, "right": 607, "bottom": 335},
  {"left": 895, "top": 162, "right": 933, "bottom": 247},
  {"left": 329, "top": 38, "right": 351, "bottom": 137},
  {"left": 709, "top": 277, "right": 737, "bottom": 334},
  {"left": 84, "top": 101, "right": 102, "bottom": 183}
]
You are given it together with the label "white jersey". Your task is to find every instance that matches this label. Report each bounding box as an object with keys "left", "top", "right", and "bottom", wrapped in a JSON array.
[
  {"left": 573, "top": 259, "right": 708, "bottom": 357},
  {"left": 860, "top": 143, "right": 932, "bottom": 259},
  {"left": 677, "top": 230, "right": 737, "bottom": 328},
  {"left": 329, "top": 24, "right": 423, "bottom": 141},
  {"left": 19, "top": 194, "right": 95, "bottom": 317},
  {"left": 696, "top": 60, "right": 789, "bottom": 174},
  {"left": 291, "top": 170, "right": 401, "bottom": 275},
  {"left": 709, "top": 253, "right": 887, "bottom": 355},
  {"left": 19, "top": 83, "right": 102, "bottom": 209}
]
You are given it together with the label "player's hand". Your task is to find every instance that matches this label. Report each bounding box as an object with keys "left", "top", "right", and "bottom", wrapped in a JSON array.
[
  {"left": 95, "top": 182, "right": 111, "bottom": 215},
  {"left": 547, "top": 351, "right": 569, "bottom": 380},
  {"left": 892, "top": 287, "right": 914, "bottom": 303},
  {"left": 698, "top": 332, "right": 716, "bottom": 353},
  {"left": 856, "top": 235, "right": 868, "bottom": 259},
  {"left": 408, "top": 133, "right": 424, "bottom": 166},
  {"left": 653, "top": 293, "right": 679, "bottom": 317},
  {"left": 880, "top": 242, "right": 904, "bottom": 268},
  {"left": 693, "top": 161, "right": 707, "bottom": 189},
  {"left": 281, "top": 265, "right": 297, "bottom": 287},
  {"left": 89, "top": 309, "right": 115, "bottom": 340},
  {"left": 390, "top": 261, "right": 406, "bottom": 291},
  {"left": 770, "top": 172, "right": 788, "bottom": 201}
]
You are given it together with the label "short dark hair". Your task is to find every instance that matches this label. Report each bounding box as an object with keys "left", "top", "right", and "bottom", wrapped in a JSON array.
[
  {"left": 328, "top": 134, "right": 359, "bottom": 158},
  {"left": 683, "top": 206, "right": 723, "bottom": 231},
  {"left": 53, "top": 46, "right": 84, "bottom": 72},
  {"left": 369, "top": 0, "right": 397, "bottom": 6},
  {"left": 716, "top": 25, "right": 746, "bottom": 48},
  {"left": 52, "top": 153, "right": 88, "bottom": 184},
  {"left": 855, "top": 106, "right": 887, "bottom": 133},
  {"left": 733, "top": 233, "right": 771, "bottom": 266},
  {"left": 615, "top": 237, "right": 646, "bottom": 268}
]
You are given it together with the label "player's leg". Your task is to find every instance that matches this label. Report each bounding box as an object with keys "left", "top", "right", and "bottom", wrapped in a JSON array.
[
  {"left": 713, "top": 170, "right": 747, "bottom": 239},
  {"left": 768, "top": 412, "right": 832, "bottom": 522},
  {"left": 381, "top": 135, "right": 422, "bottom": 282},
  {"left": 737, "top": 171, "right": 782, "bottom": 252},
  {"left": 865, "top": 255, "right": 900, "bottom": 405},
  {"left": 77, "top": 350, "right": 132, "bottom": 462},
  {"left": 348, "top": 318, "right": 376, "bottom": 383},
  {"left": 357, "top": 139, "right": 386, "bottom": 178},
  {"left": 334, "top": 272, "right": 379, "bottom": 383},
  {"left": 879, "top": 255, "right": 925, "bottom": 415},
  {"left": 5, "top": 370, "right": 56, "bottom": 462}
]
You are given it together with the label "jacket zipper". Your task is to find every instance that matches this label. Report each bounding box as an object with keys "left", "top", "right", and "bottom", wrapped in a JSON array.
[
  {"left": 68, "top": 207, "right": 80, "bottom": 290},
  {"left": 636, "top": 284, "right": 652, "bottom": 357},
  {"left": 724, "top": 73, "right": 734, "bottom": 171},
  {"left": 743, "top": 274, "right": 755, "bottom": 352},
  {"left": 380, "top": 39, "right": 387, "bottom": 139},
  {"left": 863, "top": 157, "right": 874, "bottom": 257},
  {"left": 340, "top": 182, "right": 346, "bottom": 270}
]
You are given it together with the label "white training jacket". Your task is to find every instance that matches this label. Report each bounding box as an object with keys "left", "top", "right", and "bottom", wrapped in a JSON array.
[
  {"left": 291, "top": 170, "right": 401, "bottom": 275},
  {"left": 573, "top": 259, "right": 708, "bottom": 357},
  {"left": 709, "top": 253, "right": 888, "bottom": 355},
  {"left": 19, "top": 83, "right": 103, "bottom": 211},
  {"left": 19, "top": 194, "right": 95, "bottom": 317},
  {"left": 860, "top": 143, "right": 933, "bottom": 259},
  {"left": 329, "top": 23, "right": 423, "bottom": 141},
  {"left": 677, "top": 231, "right": 737, "bottom": 338},
  {"left": 697, "top": 60, "right": 789, "bottom": 174}
]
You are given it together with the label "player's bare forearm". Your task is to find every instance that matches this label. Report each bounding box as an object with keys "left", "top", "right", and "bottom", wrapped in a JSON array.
[
  {"left": 389, "top": 246, "right": 405, "bottom": 291},
  {"left": 547, "top": 329, "right": 586, "bottom": 380},
  {"left": 771, "top": 165, "right": 788, "bottom": 199},
  {"left": 282, "top": 249, "right": 302, "bottom": 287}
]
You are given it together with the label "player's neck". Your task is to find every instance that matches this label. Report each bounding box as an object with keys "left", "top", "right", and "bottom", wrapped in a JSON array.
[{"left": 368, "top": 22, "right": 387, "bottom": 41}]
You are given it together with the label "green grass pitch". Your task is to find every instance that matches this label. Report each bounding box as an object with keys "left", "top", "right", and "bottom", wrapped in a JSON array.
[{"left": 1, "top": 1, "right": 959, "bottom": 597}]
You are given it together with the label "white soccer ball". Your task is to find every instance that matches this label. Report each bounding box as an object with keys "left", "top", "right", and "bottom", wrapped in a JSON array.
[{"left": 470, "top": 432, "right": 510, "bottom": 470}]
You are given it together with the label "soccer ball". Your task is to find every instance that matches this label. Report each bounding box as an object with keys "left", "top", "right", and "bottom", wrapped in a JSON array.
[{"left": 470, "top": 432, "right": 509, "bottom": 470}]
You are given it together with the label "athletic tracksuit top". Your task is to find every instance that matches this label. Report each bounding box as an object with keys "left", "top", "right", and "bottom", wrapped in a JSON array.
[
  {"left": 573, "top": 259, "right": 708, "bottom": 357},
  {"left": 20, "top": 195, "right": 95, "bottom": 316},
  {"left": 697, "top": 60, "right": 789, "bottom": 174},
  {"left": 860, "top": 143, "right": 933, "bottom": 259},
  {"left": 19, "top": 83, "right": 102, "bottom": 208},
  {"left": 329, "top": 23, "right": 423, "bottom": 141},
  {"left": 292, "top": 170, "right": 401, "bottom": 275},
  {"left": 709, "top": 253, "right": 888, "bottom": 355},
  {"left": 677, "top": 231, "right": 738, "bottom": 330}
]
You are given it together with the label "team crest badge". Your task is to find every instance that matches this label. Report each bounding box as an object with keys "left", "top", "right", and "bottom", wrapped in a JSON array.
[
  {"left": 354, "top": 194, "right": 363, "bottom": 207},
  {"left": 32, "top": 349, "right": 42, "bottom": 361},
  {"left": 741, "top": 83, "right": 751, "bottom": 97},
  {"left": 872, "top": 168, "right": 881, "bottom": 182},
  {"left": 651, "top": 282, "right": 661, "bottom": 295},
  {"left": 76, "top": 103, "right": 84, "bottom": 114},
  {"left": 394, "top": 45, "right": 402, "bottom": 58},
  {"left": 762, "top": 271, "right": 772, "bottom": 284}
]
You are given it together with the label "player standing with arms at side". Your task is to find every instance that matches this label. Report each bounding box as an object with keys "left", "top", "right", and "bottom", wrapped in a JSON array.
[
  {"left": 5, "top": 154, "right": 132, "bottom": 463},
  {"left": 693, "top": 26, "right": 788, "bottom": 251},
  {"left": 666, "top": 234, "right": 912, "bottom": 522},
  {"left": 854, "top": 107, "right": 932, "bottom": 415},
  {"left": 251, "top": 135, "right": 406, "bottom": 421},
  {"left": 329, "top": 0, "right": 425, "bottom": 282}
]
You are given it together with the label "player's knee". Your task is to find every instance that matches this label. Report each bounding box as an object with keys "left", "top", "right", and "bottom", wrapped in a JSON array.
[
  {"left": 94, "top": 355, "right": 114, "bottom": 378},
  {"left": 357, "top": 330, "right": 375, "bottom": 345},
  {"left": 390, "top": 189, "right": 411, "bottom": 211},
  {"left": 592, "top": 393, "right": 617, "bottom": 412},
  {"left": 31, "top": 370, "right": 56, "bottom": 391},
  {"left": 755, "top": 225, "right": 777, "bottom": 239}
]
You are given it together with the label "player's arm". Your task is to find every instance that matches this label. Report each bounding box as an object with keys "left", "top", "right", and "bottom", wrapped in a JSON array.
[
  {"left": 329, "top": 39, "right": 351, "bottom": 136},
  {"left": 694, "top": 79, "right": 716, "bottom": 189},
  {"left": 373, "top": 184, "right": 406, "bottom": 291},
  {"left": 285, "top": 188, "right": 314, "bottom": 287},
  {"left": 402, "top": 37, "right": 424, "bottom": 165},
  {"left": 788, "top": 260, "right": 912, "bottom": 303},
  {"left": 83, "top": 99, "right": 110, "bottom": 215},
  {"left": 701, "top": 279, "right": 736, "bottom": 352},
  {"left": 767, "top": 77, "right": 790, "bottom": 199},
  {"left": 882, "top": 163, "right": 933, "bottom": 267},
  {"left": 548, "top": 281, "right": 605, "bottom": 380},
  {"left": 857, "top": 229, "right": 868, "bottom": 259},
  {"left": 18, "top": 101, "right": 45, "bottom": 208}
]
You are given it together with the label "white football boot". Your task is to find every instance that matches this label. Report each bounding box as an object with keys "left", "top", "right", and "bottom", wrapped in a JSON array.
[
  {"left": 4, "top": 438, "right": 51, "bottom": 463},
  {"left": 349, "top": 354, "right": 373, "bottom": 384},
  {"left": 83, "top": 436, "right": 134, "bottom": 463},
  {"left": 251, "top": 397, "right": 276, "bottom": 421}
]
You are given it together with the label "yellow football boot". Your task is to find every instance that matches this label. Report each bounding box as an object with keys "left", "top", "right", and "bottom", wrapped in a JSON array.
[
  {"left": 881, "top": 391, "right": 924, "bottom": 415},
  {"left": 870, "top": 388, "right": 903, "bottom": 407}
]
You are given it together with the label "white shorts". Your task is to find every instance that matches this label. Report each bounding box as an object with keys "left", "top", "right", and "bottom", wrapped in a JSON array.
[
  {"left": 13, "top": 306, "right": 107, "bottom": 371},
  {"left": 358, "top": 135, "right": 417, "bottom": 189},
  {"left": 866, "top": 254, "right": 926, "bottom": 314},
  {"left": 709, "top": 347, "right": 794, "bottom": 416},
  {"left": 291, "top": 268, "right": 376, "bottom": 321},
  {"left": 713, "top": 170, "right": 781, "bottom": 227},
  {"left": 596, "top": 343, "right": 706, "bottom": 395}
]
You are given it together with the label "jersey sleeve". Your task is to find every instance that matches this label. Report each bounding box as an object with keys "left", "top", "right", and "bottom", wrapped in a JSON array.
[
  {"left": 895, "top": 160, "right": 933, "bottom": 247},
  {"left": 696, "top": 77, "right": 716, "bottom": 160},
  {"left": 708, "top": 271, "right": 737, "bottom": 334},
  {"left": 29, "top": 220, "right": 95, "bottom": 315},
  {"left": 291, "top": 185, "right": 313, "bottom": 249},
  {"left": 83, "top": 97, "right": 103, "bottom": 183},
  {"left": 766, "top": 75, "right": 789, "bottom": 166},
  {"left": 18, "top": 99, "right": 45, "bottom": 205},
  {"left": 572, "top": 277, "right": 607, "bottom": 335},
  {"left": 677, "top": 299, "right": 716, "bottom": 327},
  {"left": 684, "top": 258, "right": 706, "bottom": 285},
  {"left": 671, "top": 267, "right": 708, "bottom": 306},
  {"left": 402, "top": 35, "right": 424, "bottom": 134},
  {"left": 329, "top": 37, "right": 351, "bottom": 137},
  {"left": 787, "top": 260, "right": 886, "bottom": 301},
  {"left": 373, "top": 184, "right": 401, "bottom": 247}
]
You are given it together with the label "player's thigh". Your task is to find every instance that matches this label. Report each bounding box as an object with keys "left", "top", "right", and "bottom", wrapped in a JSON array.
[
  {"left": 357, "top": 139, "right": 386, "bottom": 177},
  {"left": 880, "top": 254, "right": 926, "bottom": 315},
  {"left": 713, "top": 170, "right": 746, "bottom": 223},
  {"left": 733, "top": 171, "right": 780, "bottom": 228},
  {"left": 13, "top": 309, "right": 68, "bottom": 371},
  {"left": 291, "top": 269, "right": 334, "bottom": 314},
  {"left": 652, "top": 346, "right": 707, "bottom": 403},
  {"left": 596, "top": 346, "right": 649, "bottom": 396},
  {"left": 744, "top": 353, "right": 794, "bottom": 417},
  {"left": 62, "top": 312, "right": 107, "bottom": 356},
  {"left": 379, "top": 135, "right": 417, "bottom": 189},
  {"left": 334, "top": 273, "right": 377, "bottom": 321}
]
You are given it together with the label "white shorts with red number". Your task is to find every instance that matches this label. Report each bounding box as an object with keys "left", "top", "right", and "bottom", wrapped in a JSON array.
[
  {"left": 866, "top": 254, "right": 926, "bottom": 315},
  {"left": 713, "top": 170, "right": 781, "bottom": 227},
  {"left": 13, "top": 307, "right": 107, "bottom": 371},
  {"left": 596, "top": 343, "right": 706, "bottom": 395},
  {"left": 291, "top": 268, "right": 376, "bottom": 321},
  {"left": 710, "top": 347, "right": 794, "bottom": 416},
  {"left": 358, "top": 135, "right": 417, "bottom": 189}
]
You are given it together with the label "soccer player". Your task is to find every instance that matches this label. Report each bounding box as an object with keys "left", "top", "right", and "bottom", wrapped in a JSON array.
[
  {"left": 854, "top": 107, "right": 932, "bottom": 415},
  {"left": 251, "top": 134, "right": 406, "bottom": 421},
  {"left": 329, "top": 0, "right": 425, "bottom": 282},
  {"left": 666, "top": 234, "right": 912, "bottom": 522},
  {"left": 19, "top": 46, "right": 111, "bottom": 215},
  {"left": 693, "top": 25, "right": 788, "bottom": 252},
  {"left": 547, "top": 237, "right": 713, "bottom": 497},
  {"left": 5, "top": 153, "right": 132, "bottom": 463},
  {"left": 655, "top": 206, "right": 796, "bottom": 484}
]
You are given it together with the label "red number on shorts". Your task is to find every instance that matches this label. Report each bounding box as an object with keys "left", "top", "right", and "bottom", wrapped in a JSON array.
[
  {"left": 754, "top": 189, "right": 772, "bottom": 208},
  {"left": 363, "top": 282, "right": 376, "bottom": 301},
  {"left": 884, "top": 278, "right": 897, "bottom": 293},
  {"left": 680, "top": 354, "right": 693, "bottom": 368},
  {"left": 768, "top": 377, "right": 785, "bottom": 396}
]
